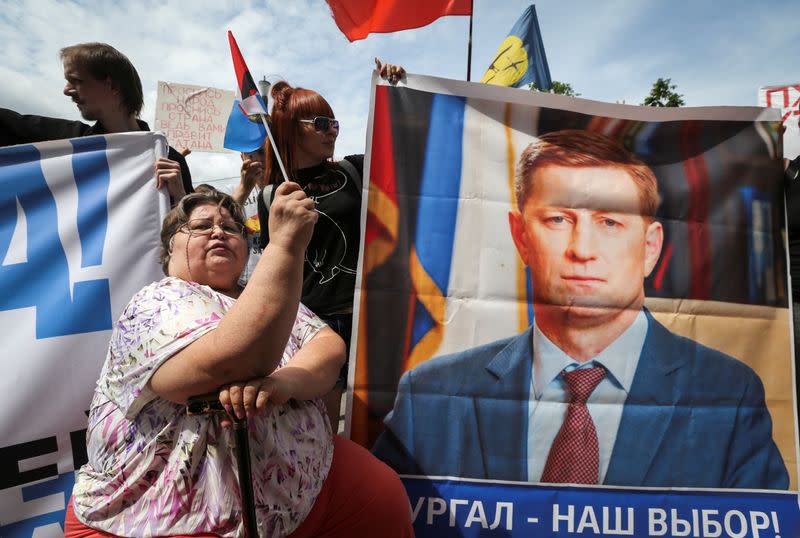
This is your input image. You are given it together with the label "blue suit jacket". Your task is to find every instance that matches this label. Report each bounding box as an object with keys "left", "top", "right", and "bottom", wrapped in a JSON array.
[{"left": 372, "top": 312, "right": 789, "bottom": 489}]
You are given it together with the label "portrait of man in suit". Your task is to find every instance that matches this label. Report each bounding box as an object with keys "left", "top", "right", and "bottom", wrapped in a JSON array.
[{"left": 372, "top": 128, "right": 789, "bottom": 490}]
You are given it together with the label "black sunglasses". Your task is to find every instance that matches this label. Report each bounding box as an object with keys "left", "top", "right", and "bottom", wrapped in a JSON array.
[{"left": 299, "top": 116, "right": 339, "bottom": 133}]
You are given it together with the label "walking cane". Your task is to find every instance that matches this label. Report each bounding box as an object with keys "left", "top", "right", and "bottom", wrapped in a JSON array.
[{"left": 187, "top": 395, "right": 259, "bottom": 538}]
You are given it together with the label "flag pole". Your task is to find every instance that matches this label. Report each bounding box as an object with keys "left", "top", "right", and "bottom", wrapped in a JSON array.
[
  {"left": 255, "top": 76, "right": 289, "bottom": 183},
  {"left": 260, "top": 115, "right": 289, "bottom": 183},
  {"left": 466, "top": 0, "right": 474, "bottom": 81}
]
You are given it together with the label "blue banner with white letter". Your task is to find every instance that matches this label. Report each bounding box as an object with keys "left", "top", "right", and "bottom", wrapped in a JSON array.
[{"left": 0, "top": 133, "right": 169, "bottom": 536}]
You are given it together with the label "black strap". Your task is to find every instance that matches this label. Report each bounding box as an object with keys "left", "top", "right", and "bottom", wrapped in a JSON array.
[
  {"left": 262, "top": 184, "right": 276, "bottom": 211},
  {"left": 338, "top": 157, "right": 363, "bottom": 193}
]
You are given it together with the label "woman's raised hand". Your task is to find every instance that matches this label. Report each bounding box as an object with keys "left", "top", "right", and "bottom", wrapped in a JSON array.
[{"left": 268, "top": 181, "right": 318, "bottom": 254}]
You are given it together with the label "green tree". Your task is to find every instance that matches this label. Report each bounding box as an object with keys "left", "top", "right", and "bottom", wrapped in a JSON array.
[
  {"left": 529, "top": 81, "right": 580, "bottom": 97},
  {"left": 641, "top": 77, "right": 685, "bottom": 107}
]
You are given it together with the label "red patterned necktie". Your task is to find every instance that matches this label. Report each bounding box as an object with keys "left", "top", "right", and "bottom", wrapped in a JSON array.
[{"left": 540, "top": 366, "right": 607, "bottom": 484}]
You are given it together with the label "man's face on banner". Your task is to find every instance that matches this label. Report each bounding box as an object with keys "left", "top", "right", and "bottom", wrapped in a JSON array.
[{"left": 509, "top": 164, "right": 663, "bottom": 319}]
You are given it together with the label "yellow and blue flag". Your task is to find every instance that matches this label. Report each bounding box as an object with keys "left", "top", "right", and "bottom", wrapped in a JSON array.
[{"left": 481, "top": 4, "right": 551, "bottom": 89}]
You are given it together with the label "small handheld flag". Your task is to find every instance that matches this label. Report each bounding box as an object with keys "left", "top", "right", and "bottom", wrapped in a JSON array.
[
  {"left": 227, "top": 31, "right": 288, "bottom": 181},
  {"left": 223, "top": 100, "right": 267, "bottom": 153},
  {"left": 228, "top": 32, "right": 267, "bottom": 115},
  {"left": 481, "top": 4, "right": 552, "bottom": 90}
]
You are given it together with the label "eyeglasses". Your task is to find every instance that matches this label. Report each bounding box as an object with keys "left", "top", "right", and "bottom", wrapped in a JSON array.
[
  {"left": 181, "top": 218, "right": 245, "bottom": 237},
  {"left": 299, "top": 116, "right": 339, "bottom": 133}
]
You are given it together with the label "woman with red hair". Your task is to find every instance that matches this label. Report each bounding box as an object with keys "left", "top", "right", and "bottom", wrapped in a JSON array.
[{"left": 247, "top": 61, "right": 404, "bottom": 428}]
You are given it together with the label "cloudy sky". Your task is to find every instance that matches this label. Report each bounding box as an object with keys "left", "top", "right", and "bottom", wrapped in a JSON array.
[{"left": 2, "top": 0, "right": 799, "bottom": 183}]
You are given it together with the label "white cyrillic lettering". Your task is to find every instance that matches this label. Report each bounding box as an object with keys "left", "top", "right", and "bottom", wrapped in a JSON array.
[
  {"left": 701, "top": 509, "right": 722, "bottom": 538},
  {"left": 603, "top": 506, "right": 634, "bottom": 535},
  {"left": 648, "top": 508, "right": 667, "bottom": 536},
  {"left": 576, "top": 506, "right": 600, "bottom": 534},
  {"left": 465, "top": 501, "right": 489, "bottom": 529},
  {"left": 771, "top": 511, "right": 781, "bottom": 538},
  {"left": 723, "top": 510, "right": 748, "bottom": 538},
  {"left": 426, "top": 497, "right": 446, "bottom": 525},
  {"left": 750, "top": 511, "right": 770, "bottom": 538},
  {"left": 449, "top": 499, "right": 469, "bottom": 527},
  {"left": 489, "top": 502, "right": 513, "bottom": 530},
  {"left": 671, "top": 508, "right": 692, "bottom": 537},
  {"left": 410, "top": 497, "right": 425, "bottom": 522},
  {"left": 553, "top": 504, "right": 575, "bottom": 533}
]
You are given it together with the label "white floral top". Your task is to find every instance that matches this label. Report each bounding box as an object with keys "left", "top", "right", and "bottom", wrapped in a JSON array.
[{"left": 72, "top": 277, "right": 332, "bottom": 537}]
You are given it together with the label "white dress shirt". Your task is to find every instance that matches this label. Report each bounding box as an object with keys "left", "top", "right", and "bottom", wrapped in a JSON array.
[{"left": 527, "top": 310, "right": 648, "bottom": 483}]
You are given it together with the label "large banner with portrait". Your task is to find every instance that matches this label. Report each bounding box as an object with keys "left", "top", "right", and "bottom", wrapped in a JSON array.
[
  {"left": 349, "top": 74, "right": 800, "bottom": 536},
  {"left": 0, "top": 133, "right": 168, "bottom": 537}
]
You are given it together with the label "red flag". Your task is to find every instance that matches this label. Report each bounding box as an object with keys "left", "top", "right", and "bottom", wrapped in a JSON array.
[
  {"left": 326, "top": 0, "right": 472, "bottom": 42},
  {"left": 227, "top": 31, "right": 266, "bottom": 115},
  {"left": 352, "top": 84, "right": 399, "bottom": 446}
]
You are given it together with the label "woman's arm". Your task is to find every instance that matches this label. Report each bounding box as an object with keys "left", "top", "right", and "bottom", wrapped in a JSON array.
[
  {"left": 219, "top": 326, "right": 346, "bottom": 420},
  {"left": 148, "top": 182, "right": 317, "bottom": 404}
]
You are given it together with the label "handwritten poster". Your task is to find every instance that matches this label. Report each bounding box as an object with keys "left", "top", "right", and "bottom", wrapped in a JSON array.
[{"left": 154, "top": 81, "right": 234, "bottom": 153}]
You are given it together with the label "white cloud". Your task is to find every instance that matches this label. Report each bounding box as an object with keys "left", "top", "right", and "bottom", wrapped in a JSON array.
[{"left": 2, "top": 0, "right": 798, "bottom": 183}]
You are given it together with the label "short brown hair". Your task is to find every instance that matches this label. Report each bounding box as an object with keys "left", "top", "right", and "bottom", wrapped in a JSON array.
[
  {"left": 60, "top": 43, "right": 144, "bottom": 117},
  {"left": 265, "top": 81, "right": 335, "bottom": 186},
  {"left": 159, "top": 186, "right": 246, "bottom": 274},
  {"left": 515, "top": 129, "right": 661, "bottom": 217}
]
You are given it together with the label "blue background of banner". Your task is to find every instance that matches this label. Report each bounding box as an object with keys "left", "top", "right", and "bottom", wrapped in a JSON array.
[
  {"left": 0, "top": 474, "right": 75, "bottom": 536},
  {"left": 0, "top": 133, "right": 167, "bottom": 537}
]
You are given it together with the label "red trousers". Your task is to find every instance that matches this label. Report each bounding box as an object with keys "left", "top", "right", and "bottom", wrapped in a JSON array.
[{"left": 65, "top": 436, "right": 414, "bottom": 537}]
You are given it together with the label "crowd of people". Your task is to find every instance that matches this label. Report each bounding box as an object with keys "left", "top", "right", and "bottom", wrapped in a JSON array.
[{"left": 1, "top": 42, "right": 411, "bottom": 537}]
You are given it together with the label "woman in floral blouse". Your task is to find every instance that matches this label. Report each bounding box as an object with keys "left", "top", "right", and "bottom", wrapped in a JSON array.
[{"left": 65, "top": 185, "right": 413, "bottom": 537}]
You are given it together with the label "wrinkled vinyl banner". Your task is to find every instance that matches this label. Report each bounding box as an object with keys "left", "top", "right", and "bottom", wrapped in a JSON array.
[
  {"left": 349, "top": 74, "right": 800, "bottom": 537},
  {"left": 0, "top": 133, "right": 169, "bottom": 537}
]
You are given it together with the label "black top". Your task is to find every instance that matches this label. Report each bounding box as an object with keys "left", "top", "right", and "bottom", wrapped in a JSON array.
[
  {"left": 0, "top": 108, "right": 193, "bottom": 197},
  {"left": 257, "top": 155, "right": 363, "bottom": 316}
]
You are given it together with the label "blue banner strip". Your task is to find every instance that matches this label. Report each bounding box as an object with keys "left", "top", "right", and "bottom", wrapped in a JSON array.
[{"left": 403, "top": 477, "right": 800, "bottom": 537}]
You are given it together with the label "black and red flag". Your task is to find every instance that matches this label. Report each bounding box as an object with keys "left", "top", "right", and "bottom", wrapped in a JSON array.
[{"left": 227, "top": 31, "right": 266, "bottom": 116}]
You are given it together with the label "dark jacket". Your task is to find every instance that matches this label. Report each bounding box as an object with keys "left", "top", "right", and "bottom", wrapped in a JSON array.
[{"left": 373, "top": 311, "right": 789, "bottom": 490}]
